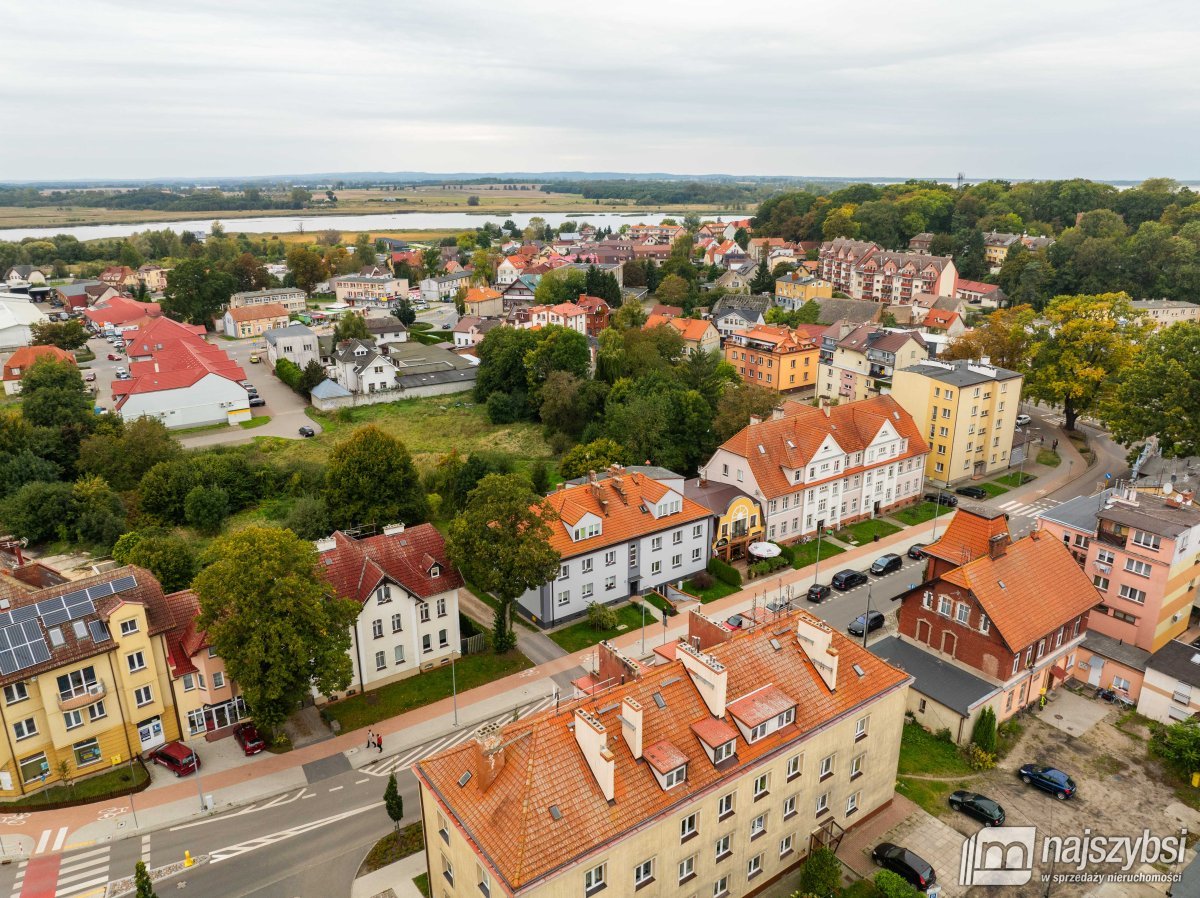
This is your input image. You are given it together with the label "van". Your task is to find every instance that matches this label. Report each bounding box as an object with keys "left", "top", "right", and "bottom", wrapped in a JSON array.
[{"left": 148, "top": 741, "right": 201, "bottom": 777}]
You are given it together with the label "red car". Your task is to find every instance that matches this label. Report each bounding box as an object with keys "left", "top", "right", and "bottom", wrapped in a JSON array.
[
  {"left": 233, "top": 722, "right": 265, "bottom": 755},
  {"left": 107, "top": 353, "right": 122, "bottom": 361},
  {"left": 148, "top": 741, "right": 201, "bottom": 777}
]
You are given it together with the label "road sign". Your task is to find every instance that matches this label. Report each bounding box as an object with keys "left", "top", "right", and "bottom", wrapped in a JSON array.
[{"left": 1105, "top": 472, "right": 1111, "bottom": 480}]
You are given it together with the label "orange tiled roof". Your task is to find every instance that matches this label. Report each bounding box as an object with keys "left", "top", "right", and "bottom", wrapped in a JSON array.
[
  {"left": 716, "top": 395, "right": 928, "bottom": 499},
  {"left": 644, "top": 739, "right": 688, "bottom": 774},
  {"left": 2, "top": 345, "right": 74, "bottom": 379},
  {"left": 923, "top": 507, "right": 1010, "bottom": 566},
  {"left": 317, "top": 525, "right": 462, "bottom": 603},
  {"left": 226, "top": 302, "right": 289, "bottom": 323},
  {"left": 465, "top": 286, "right": 502, "bottom": 303},
  {"left": 940, "top": 531, "right": 1100, "bottom": 652},
  {"left": 414, "top": 609, "right": 910, "bottom": 893},
  {"left": 729, "top": 324, "right": 818, "bottom": 354},
  {"left": 922, "top": 308, "right": 959, "bottom": 328},
  {"left": 542, "top": 473, "right": 710, "bottom": 559},
  {"left": 690, "top": 716, "right": 737, "bottom": 747},
  {"left": 727, "top": 684, "right": 796, "bottom": 727},
  {"left": 644, "top": 314, "right": 715, "bottom": 345}
]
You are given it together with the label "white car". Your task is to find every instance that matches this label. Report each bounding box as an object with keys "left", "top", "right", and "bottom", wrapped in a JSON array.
[{"left": 1015, "top": 413, "right": 1032, "bottom": 427}]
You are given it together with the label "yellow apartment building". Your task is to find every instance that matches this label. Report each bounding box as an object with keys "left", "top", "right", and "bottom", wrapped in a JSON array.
[{"left": 890, "top": 358, "right": 1025, "bottom": 487}]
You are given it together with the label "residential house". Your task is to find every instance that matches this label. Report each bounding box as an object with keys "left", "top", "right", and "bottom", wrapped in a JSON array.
[
  {"left": 263, "top": 323, "right": 320, "bottom": 370},
  {"left": 890, "top": 517, "right": 1098, "bottom": 735},
  {"left": 813, "top": 299, "right": 883, "bottom": 327},
  {"left": 332, "top": 275, "right": 406, "bottom": 306},
  {"left": 313, "top": 340, "right": 477, "bottom": 409},
  {"left": 954, "top": 281, "right": 1006, "bottom": 308},
  {"left": 818, "top": 327, "right": 928, "bottom": 403},
  {"left": 136, "top": 265, "right": 170, "bottom": 294},
  {"left": 1037, "top": 484, "right": 1200, "bottom": 702},
  {"left": 316, "top": 525, "right": 462, "bottom": 697},
  {"left": 496, "top": 256, "right": 528, "bottom": 285},
  {"left": 228, "top": 287, "right": 307, "bottom": 314},
  {"left": 982, "top": 232, "right": 1022, "bottom": 270},
  {"left": 684, "top": 477, "right": 765, "bottom": 563},
  {"left": 99, "top": 266, "right": 139, "bottom": 289},
  {"left": 464, "top": 286, "right": 504, "bottom": 318},
  {"left": 644, "top": 314, "right": 721, "bottom": 356},
  {"left": 701, "top": 396, "right": 928, "bottom": 543},
  {"left": 817, "top": 240, "right": 957, "bottom": 303},
  {"left": 365, "top": 317, "right": 409, "bottom": 346},
  {"left": 774, "top": 272, "right": 834, "bottom": 311},
  {"left": 164, "top": 590, "right": 246, "bottom": 738},
  {"left": 530, "top": 302, "right": 588, "bottom": 334},
  {"left": 703, "top": 240, "right": 749, "bottom": 268},
  {"left": 890, "top": 358, "right": 1024, "bottom": 485},
  {"left": 56, "top": 282, "right": 118, "bottom": 311},
  {"left": 710, "top": 295, "right": 772, "bottom": 339},
  {"left": 0, "top": 295, "right": 47, "bottom": 351},
  {"left": 631, "top": 242, "right": 674, "bottom": 263},
  {"left": 1132, "top": 300, "right": 1200, "bottom": 330},
  {"left": 518, "top": 466, "right": 712, "bottom": 626},
  {"left": 916, "top": 308, "right": 965, "bottom": 339},
  {"left": 414, "top": 608, "right": 911, "bottom": 898},
  {"left": 1137, "top": 639, "right": 1200, "bottom": 724},
  {"left": 419, "top": 272, "right": 471, "bottom": 304},
  {"left": 2, "top": 345, "right": 75, "bottom": 395},
  {"left": 713, "top": 268, "right": 752, "bottom": 294},
  {"left": 0, "top": 565, "right": 188, "bottom": 798},
  {"left": 452, "top": 316, "right": 504, "bottom": 348},
  {"left": 908, "top": 233, "right": 934, "bottom": 253},
  {"left": 501, "top": 277, "right": 538, "bottom": 303},
  {"left": 724, "top": 325, "right": 819, "bottom": 394},
  {"left": 330, "top": 339, "right": 400, "bottom": 395},
  {"left": 628, "top": 223, "right": 687, "bottom": 243},
  {"left": 82, "top": 296, "right": 162, "bottom": 333},
  {"left": 575, "top": 295, "right": 611, "bottom": 336},
  {"left": 222, "top": 303, "right": 290, "bottom": 338},
  {"left": 4, "top": 266, "right": 46, "bottom": 288}
]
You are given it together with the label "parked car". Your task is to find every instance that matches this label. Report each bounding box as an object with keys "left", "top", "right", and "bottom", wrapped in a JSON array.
[
  {"left": 57, "top": 311, "right": 70, "bottom": 321},
  {"left": 925, "top": 492, "right": 958, "bottom": 507},
  {"left": 949, "top": 790, "right": 1006, "bottom": 826},
  {"left": 298, "top": 426, "right": 316, "bottom": 437},
  {"left": 807, "top": 584, "right": 831, "bottom": 603},
  {"left": 1019, "top": 763, "right": 1076, "bottom": 800},
  {"left": 907, "top": 543, "right": 927, "bottom": 560},
  {"left": 848, "top": 610, "right": 885, "bottom": 637},
  {"left": 872, "top": 843, "right": 936, "bottom": 891},
  {"left": 148, "top": 741, "right": 201, "bottom": 777},
  {"left": 249, "top": 353, "right": 261, "bottom": 363},
  {"left": 115, "top": 368, "right": 130, "bottom": 380},
  {"left": 1015, "top": 413, "right": 1032, "bottom": 427},
  {"left": 955, "top": 485, "right": 989, "bottom": 500},
  {"left": 233, "top": 722, "right": 265, "bottom": 756},
  {"left": 831, "top": 569, "right": 868, "bottom": 591},
  {"left": 249, "top": 397, "right": 266, "bottom": 408},
  {"left": 869, "top": 553, "right": 902, "bottom": 575},
  {"left": 83, "top": 371, "right": 96, "bottom": 382},
  {"left": 107, "top": 353, "right": 122, "bottom": 361}
]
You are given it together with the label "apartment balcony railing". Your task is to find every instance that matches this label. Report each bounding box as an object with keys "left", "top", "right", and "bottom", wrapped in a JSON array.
[
  {"left": 1096, "top": 530, "right": 1127, "bottom": 549},
  {"left": 58, "top": 678, "right": 105, "bottom": 711}
]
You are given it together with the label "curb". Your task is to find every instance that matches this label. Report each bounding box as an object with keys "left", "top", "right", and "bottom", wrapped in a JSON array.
[{"left": 105, "top": 855, "right": 210, "bottom": 897}]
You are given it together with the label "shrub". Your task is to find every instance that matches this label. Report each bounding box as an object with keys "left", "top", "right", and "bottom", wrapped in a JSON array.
[
  {"left": 962, "top": 743, "right": 997, "bottom": 771},
  {"left": 873, "top": 869, "right": 921, "bottom": 898},
  {"left": 707, "top": 557, "right": 741, "bottom": 588},
  {"left": 689, "top": 571, "right": 715, "bottom": 590},
  {"left": 587, "top": 601, "right": 618, "bottom": 631},
  {"left": 934, "top": 727, "right": 954, "bottom": 744},
  {"left": 184, "top": 485, "right": 229, "bottom": 535},
  {"left": 1151, "top": 717, "right": 1200, "bottom": 777},
  {"left": 282, "top": 494, "right": 331, "bottom": 540},
  {"left": 275, "top": 358, "right": 302, "bottom": 390},
  {"left": 971, "top": 706, "right": 997, "bottom": 754},
  {"left": 797, "top": 846, "right": 841, "bottom": 897},
  {"left": 486, "top": 390, "right": 526, "bottom": 424}
]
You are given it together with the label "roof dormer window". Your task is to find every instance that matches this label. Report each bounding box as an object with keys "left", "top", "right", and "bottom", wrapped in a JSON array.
[
  {"left": 429, "top": 565, "right": 440, "bottom": 579},
  {"left": 713, "top": 740, "right": 735, "bottom": 763},
  {"left": 661, "top": 765, "right": 686, "bottom": 789}
]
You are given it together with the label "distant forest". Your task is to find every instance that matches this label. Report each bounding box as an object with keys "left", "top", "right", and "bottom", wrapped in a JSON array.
[{"left": 0, "top": 186, "right": 311, "bottom": 212}]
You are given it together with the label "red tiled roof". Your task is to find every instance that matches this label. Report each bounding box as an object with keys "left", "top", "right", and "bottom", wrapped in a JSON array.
[
  {"left": 2, "top": 345, "right": 74, "bottom": 380},
  {"left": 317, "top": 525, "right": 462, "bottom": 603},
  {"left": 690, "top": 716, "right": 737, "bottom": 748},
  {"left": 727, "top": 684, "right": 796, "bottom": 727},
  {"left": 163, "top": 589, "right": 205, "bottom": 677},
  {"left": 924, "top": 507, "right": 1010, "bottom": 566},
  {"left": 956, "top": 279, "right": 1000, "bottom": 294},
  {"left": 81, "top": 296, "right": 162, "bottom": 327},
  {"left": 644, "top": 740, "right": 689, "bottom": 774},
  {"left": 226, "top": 302, "right": 289, "bottom": 323},
  {"left": 922, "top": 308, "right": 959, "bottom": 328}
]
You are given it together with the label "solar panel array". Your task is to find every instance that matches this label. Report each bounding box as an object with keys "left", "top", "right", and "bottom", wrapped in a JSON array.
[{"left": 0, "top": 620, "right": 51, "bottom": 676}]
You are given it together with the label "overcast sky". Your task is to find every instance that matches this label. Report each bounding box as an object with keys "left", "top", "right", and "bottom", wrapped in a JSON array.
[{"left": 3, "top": 0, "right": 1196, "bottom": 182}]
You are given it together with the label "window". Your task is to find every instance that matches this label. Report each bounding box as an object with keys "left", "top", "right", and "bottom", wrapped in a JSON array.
[
  {"left": 693, "top": 524, "right": 703, "bottom": 538},
  {"left": 681, "top": 813, "right": 698, "bottom": 841},
  {"left": 127, "top": 651, "right": 146, "bottom": 673},
  {"left": 1012, "top": 655, "right": 1021, "bottom": 676},
  {"left": 557, "top": 590, "right": 570, "bottom": 607},
  {"left": 651, "top": 560, "right": 662, "bottom": 575},
  {"left": 692, "top": 547, "right": 702, "bottom": 562},
  {"left": 753, "top": 773, "right": 769, "bottom": 798},
  {"left": 938, "top": 595, "right": 951, "bottom": 616},
  {"left": 13, "top": 718, "right": 36, "bottom": 740},
  {"left": 671, "top": 554, "right": 682, "bottom": 569},
  {"left": 718, "top": 791, "right": 734, "bottom": 819},
  {"left": 559, "top": 564, "right": 570, "bottom": 580},
  {"left": 378, "top": 585, "right": 392, "bottom": 604},
  {"left": 74, "top": 737, "right": 101, "bottom": 768},
  {"left": 816, "top": 791, "right": 829, "bottom": 814},
  {"left": 1119, "top": 584, "right": 1147, "bottom": 604},
  {"left": 1132, "top": 530, "right": 1161, "bottom": 550},
  {"left": 1093, "top": 575, "right": 1109, "bottom": 591},
  {"left": 439, "top": 629, "right": 449, "bottom": 648},
  {"left": 629, "top": 546, "right": 638, "bottom": 566},
  {"left": 422, "top": 634, "right": 432, "bottom": 654},
  {"left": 134, "top": 685, "right": 153, "bottom": 707},
  {"left": 478, "top": 864, "right": 492, "bottom": 897},
  {"left": 19, "top": 752, "right": 47, "bottom": 784},
  {"left": 64, "top": 709, "right": 83, "bottom": 730},
  {"left": 851, "top": 754, "right": 864, "bottom": 779},
  {"left": 747, "top": 854, "right": 762, "bottom": 879},
  {"left": 375, "top": 651, "right": 386, "bottom": 671},
  {"left": 780, "top": 834, "right": 794, "bottom": 857},
  {"left": 713, "top": 875, "right": 730, "bottom": 898},
  {"left": 419, "top": 604, "right": 430, "bottom": 623},
  {"left": 437, "top": 597, "right": 447, "bottom": 617},
  {"left": 119, "top": 619, "right": 139, "bottom": 636},
  {"left": 197, "top": 673, "right": 205, "bottom": 689},
  {"left": 437, "top": 812, "right": 449, "bottom": 842},
  {"left": 855, "top": 717, "right": 869, "bottom": 740},
  {"left": 442, "top": 854, "right": 454, "bottom": 887},
  {"left": 605, "top": 575, "right": 616, "bottom": 591},
  {"left": 584, "top": 863, "right": 606, "bottom": 895},
  {"left": 750, "top": 722, "right": 768, "bottom": 741},
  {"left": 394, "top": 645, "right": 406, "bottom": 665},
  {"left": 1125, "top": 558, "right": 1152, "bottom": 577},
  {"left": 634, "top": 859, "right": 654, "bottom": 888},
  {"left": 582, "top": 558, "right": 593, "bottom": 574},
  {"left": 651, "top": 536, "right": 662, "bottom": 551},
  {"left": 783, "top": 794, "right": 797, "bottom": 818},
  {"left": 604, "top": 550, "right": 616, "bottom": 566},
  {"left": 1097, "top": 549, "right": 1115, "bottom": 565},
  {"left": 777, "top": 707, "right": 795, "bottom": 727},
  {"left": 391, "top": 613, "right": 403, "bottom": 633},
  {"left": 819, "top": 754, "right": 834, "bottom": 780},
  {"left": 1113, "top": 675, "right": 1132, "bottom": 692},
  {"left": 88, "top": 701, "right": 106, "bottom": 722},
  {"left": 372, "top": 619, "right": 384, "bottom": 639},
  {"left": 980, "top": 615, "right": 991, "bottom": 635},
  {"left": 787, "top": 753, "right": 802, "bottom": 780},
  {"left": 956, "top": 603, "right": 971, "bottom": 625},
  {"left": 663, "top": 765, "right": 686, "bottom": 788},
  {"left": 4, "top": 682, "right": 27, "bottom": 705},
  {"left": 678, "top": 855, "right": 695, "bottom": 884},
  {"left": 673, "top": 530, "right": 683, "bottom": 545},
  {"left": 715, "top": 834, "right": 731, "bottom": 861}
]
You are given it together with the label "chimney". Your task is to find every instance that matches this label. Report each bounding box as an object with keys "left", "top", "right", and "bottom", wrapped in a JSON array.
[
  {"left": 383, "top": 522, "right": 406, "bottom": 537},
  {"left": 687, "top": 609, "right": 734, "bottom": 650},
  {"left": 749, "top": 414, "right": 763, "bottom": 427},
  {"left": 980, "top": 356, "right": 991, "bottom": 366},
  {"left": 988, "top": 533, "right": 1009, "bottom": 559},
  {"left": 823, "top": 403, "right": 831, "bottom": 418},
  {"left": 473, "top": 723, "right": 506, "bottom": 791},
  {"left": 771, "top": 405, "right": 786, "bottom": 421},
  {"left": 620, "top": 697, "right": 643, "bottom": 759},
  {"left": 796, "top": 615, "right": 838, "bottom": 691},
  {"left": 315, "top": 536, "right": 336, "bottom": 553},
  {"left": 573, "top": 709, "right": 615, "bottom": 801},
  {"left": 699, "top": 470, "right": 708, "bottom": 488},
  {"left": 676, "top": 641, "right": 728, "bottom": 718},
  {"left": 596, "top": 640, "right": 642, "bottom": 685}
]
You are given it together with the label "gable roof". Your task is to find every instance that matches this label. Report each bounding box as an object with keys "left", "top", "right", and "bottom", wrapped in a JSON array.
[
  {"left": 644, "top": 314, "right": 715, "bottom": 345},
  {"left": 2, "top": 345, "right": 74, "bottom": 379},
  {"left": 921, "top": 308, "right": 960, "bottom": 330},
  {"left": 923, "top": 506, "right": 1010, "bottom": 566},
  {"left": 317, "top": 525, "right": 463, "bottom": 603},
  {"left": 226, "top": 302, "right": 290, "bottom": 323},
  {"left": 1145, "top": 639, "right": 1200, "bottom": 689}
]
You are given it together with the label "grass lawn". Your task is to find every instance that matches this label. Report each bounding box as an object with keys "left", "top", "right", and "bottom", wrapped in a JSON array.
[
  {"left": 239, "top": 415, "right": 271, "bottom": 429},
  {"left": 833, "top": 518, "right": 901, "bottom": 546},
  {"left": 0, "top": 762, "right": 148, "bottom": 809},
  {"left": 788, "top": 539, "right": 846, "bottom": 569},
  {"left": 323, "top": 651, "right": 532, "bottom": 732},
  {"left": 890, "top": 501, "right": 943, "bottom": 527},
  {"left": 641, "top": 592, "right": 676, "bottom": 616},
  {"left": 976, "top": 481, "right": 1010, "bottom": 498},
  {"left": 683, "top": 578, "right": 740, "bottom": 603},
  {"left": 896, "top": 775, "right": 959, "bottom": 816},
  {"left": 413, "top": 873, "right": 431, "bottom": 897},
  {"left": 549, "top": 603, "right": 647, "bottom": 653},
  {"left": 993, "top": 471, "right": 1035, "bottom": 487},
  {"left": 841, "top": 881, "right": 883, "bottom": 898},
  {"left": 1038, "top": 449, "right": 1062, "bottom": 467},
  {"left": 898, "top": 721, "right": 974, "bottom": 777},
  {"left": 359, "top": 822, "right": 425, "bottom": 875},
  {"left": 174, "top": 421, "right": 235, "bottom": 436}
]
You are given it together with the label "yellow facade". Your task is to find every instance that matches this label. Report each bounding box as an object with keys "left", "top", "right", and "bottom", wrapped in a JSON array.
[
  {"left": 774, "top": 276, "right": 833, "bottom": 304},
  {"left": 0, "top": 601, "right": 181, "bottom": 798},
  {"left": 712, "top": 495, "right": 765, "bottom": 561}
]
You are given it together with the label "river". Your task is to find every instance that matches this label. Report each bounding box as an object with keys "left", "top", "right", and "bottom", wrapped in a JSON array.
[{"left": 0, "top": 210, "right": 740, "bottom": 243}]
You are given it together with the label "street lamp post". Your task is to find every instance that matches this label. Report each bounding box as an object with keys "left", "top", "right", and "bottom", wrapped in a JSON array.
[
  {"left": 930, "top": 488, "right": 944, "bottom": 540},
  {"left": 451, "top": 655, "right": 458, "bottom": 727},
  {"left": 862, "top": 581, "right": 873, "bottom": 649},
  {"left": 813, "top": 527, "right": 825, "bottom": 585},
  {"left": 640, "top": 600, "right": 646, "bottom": 655}
]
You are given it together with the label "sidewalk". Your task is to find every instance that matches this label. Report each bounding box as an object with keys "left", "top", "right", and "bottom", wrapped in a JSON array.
[{"left": 352, "top": 851, "right": 426, "bottom": 898}]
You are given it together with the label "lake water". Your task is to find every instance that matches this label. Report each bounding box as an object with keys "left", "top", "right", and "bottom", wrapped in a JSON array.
[{"left": 0, "top": 210, "right": 739, "bottom": 243}]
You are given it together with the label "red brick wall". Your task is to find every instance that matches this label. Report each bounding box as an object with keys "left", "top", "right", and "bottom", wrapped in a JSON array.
[{"left": 897, "top": 587, "right": 1018, "bottom": 678}]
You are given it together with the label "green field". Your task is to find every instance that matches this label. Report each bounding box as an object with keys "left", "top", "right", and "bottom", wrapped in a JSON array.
[
  {"left": 976, "top": 481, "right": 1010, "bottom": 498},
  {"left": 993, "top": 471, "right": 1035, "bottom": 487},
  {"left": 898, "top": 721, "right": 973, "bottom": 777}
]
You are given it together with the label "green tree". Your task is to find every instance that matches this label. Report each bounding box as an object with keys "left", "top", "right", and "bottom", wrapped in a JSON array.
[
  {"left": 0, "top": 480, "right": 75, "bottom": 543},
  {"left": 874, "top": 869, "right": 922, "bottom": 898},
  {"left": 971, "top": 706, "right": 997, "bottom": 754},
  {"left": 524, "top": 325, "right": 590, "bottom": 406},
  {"left": 384, "top": 773, "right": 404, "bottom": 832},
  {"left": 713, "top": 382, "right": 780, "bottom": 442},
  {"left": 445, "top": 474, "right": 560, "bottom": 651},
  {"left": 749, "top": 261, "right": 774, "bottom": 295},
  {"left": 78, "top": 417, "right": 179, "bottom": 492},
  {"left": 0, "top": 450, "right": 61, "bottom": 498},
  {"left": 163, "top": 259, "right": 236, "bottom": 325},
  {"left": 1026, "top": 293, "right": 1150, "bottom": 431},
  {"left": 420, "top": 246, "right": 443, "bottom": 278},
  {"left": 298, "top": 359, "right": 326, "bottom": 396},
  {"left": 797, "top": 846, "right": 841, "bottom": 897},
  {"left": 539, "top": 371, "right": 607, "bottom": 440},
  {"left": 289, "top": 187, "right": 312, "bottom": 208},
  {"left": 332, "top": 310, "right": 369, "bottom": 343},
  {"left": 940, "top": 304, "right": 1037, "bottom": 372},
  {"left": 559, "top": 438, "right": 627, "bottom": 480},
  {"left": 20, "top": 357, "right": 94, "bottom": 430},
  {"left": 324, "top": 426, "right": 428, "bottom": 529},
  {"left": 184, "top": 485, "right": 229, "bottom": 535},
  {"left": 281, "top": 494, "right": 331, "bottom": 541},
  {"left": 353, "top": 233, "right": 377, "bottom": 267},
  {"left": 733, "top": 227, "right": 749, "bottom": 250},
  {"left": 529, "top": 460, "right": 550, "bottom": 495},
  {"left": 533, "top": 268, "right": 587, "bottom": 305},
  {"left": 134, "top": 860, "right": 158, "bottom": 898},
  {"left": 1103, "top": 324, "right": 1200, "bottom": 458},
  {"left": 71, "top": 475, "right": 126, "bottom": 550},
  {"left": 195, "top": 526, "right": 359, "bottom": 731},
  {"left": 654, "top": 274, "right": 690, "bottom": 309},
  {"left": 392, "top": 297, "right": 416, "bottom": 327},
  {"left": 112, "top": 529, "right": 198, "bottom": 593},
  {"left": 30, "top": 319, "right": 89, "bottom": 350},
  {"left": 474, "top": 326, "right": 539, "bottom": 414},
  {"left": 285, "top": 245, "right": 328, "bottom": 297},
  {"left": 1151, "top": 717, "right": 1200, "bottom": 777}
]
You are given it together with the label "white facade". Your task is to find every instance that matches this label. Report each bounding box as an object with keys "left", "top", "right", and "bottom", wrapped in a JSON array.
[
  {"left": 265, "top": 327, "right": 320, "bottom": 369},
  {"left": 497, "top": 259, "right": 522, "bottom": 285},
  {"left": 332, "top": 343, "right": 399, "bottom": 394},
  {"left": 0, "top": 295, "right": 46, "bottom": 351},
  {"left": 332, "top": 276, "right": 406, "bottom": 303},
  {"left": 228, "top": 288, "right": 307, "bottom": 313},
  {"left": 117, "top": 373, "right": 251, "bottom": 428},
  {"left": 419, "top": 273, "right": 470, "bottom": 303},
  {"left": 350, "top": 582, "right": 461, "bottom": 690}
]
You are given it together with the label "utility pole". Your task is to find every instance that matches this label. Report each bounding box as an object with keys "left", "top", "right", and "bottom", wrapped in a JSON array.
[
  {"left": 862, "top": 581, "right": 873, "bottom": 649},
  {"left": 931, "top": 488, "right": 945, "bottom": 540},
  {"left": 813, "top": 527, "right": 825, "bottom": 584}
]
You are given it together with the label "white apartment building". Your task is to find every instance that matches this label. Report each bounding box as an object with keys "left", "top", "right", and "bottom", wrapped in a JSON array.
[{"left": 228, "top": 287, "right": 307, "bottom": 314}]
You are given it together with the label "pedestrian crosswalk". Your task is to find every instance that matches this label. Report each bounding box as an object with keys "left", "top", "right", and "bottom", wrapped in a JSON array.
[
  {"left": 998, "top": 497, "right": 1060, "bottom": 518},
  {"left": 11, "top": 845, "right": 111, "bottom": 898},
  {"left": 362, "top": 694, "right": 557, "bottom": 777}
]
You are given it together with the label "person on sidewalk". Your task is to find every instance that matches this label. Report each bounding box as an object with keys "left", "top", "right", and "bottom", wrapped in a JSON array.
[
  {"left": 377, "top": 733, "right": 383, "bottom": 753},
  {"left": 367, "top": 729, "right": 375, "bottom": 750}
]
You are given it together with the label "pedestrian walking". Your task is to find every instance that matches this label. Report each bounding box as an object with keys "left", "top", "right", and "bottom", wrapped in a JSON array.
[
  {"left": 377, "top": 733, "right": 383, "bottom": 753},
  {"left": 367, "top": 729, "right": 375, "bottom": 750},
  {"left": 1052, "top": 439, "right": 1059, "bottom": 451}
]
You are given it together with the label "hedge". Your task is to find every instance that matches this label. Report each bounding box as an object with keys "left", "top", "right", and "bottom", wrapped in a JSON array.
[
  {"left": 707, "top": 557, "right": 741, "bottom": 588},
  {"left": 275, "top": 358, "right": 302, "bottom": 390}
]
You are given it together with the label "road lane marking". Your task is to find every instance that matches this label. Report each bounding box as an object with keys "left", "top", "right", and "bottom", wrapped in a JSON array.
[
  {"left": 51, "top": 828, "right": 67, "bottom": 852},
  {"left": 169, "top": 788, "right": 308, "bottom": 831},
  {"left": 355, "top": 778, "right": 369, "bottom": 784},
  {"left": 209, "top": 802, "right": 381, "bottom": 864},
  {"left": 328, "top": 786, "right": 342, "bottom": 792}
]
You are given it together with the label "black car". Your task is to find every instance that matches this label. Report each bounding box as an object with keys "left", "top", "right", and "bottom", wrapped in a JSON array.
[
  {"left": 249, "top": 397, "right": 266, "bottom": 407},
  {"left": 925, "top": 492, "right": 958, "bottom": 507},
  {"left": 872, "top": 843, "right": 936, "bottom": 891},
  {"left": 949, "top": 790, "right": 1006, "bottom": 826},
  {"left": 869, "top": 553, "right": 902, "bottom": 575},
  {"left": 907, "top": 543, "right": 927, "bottom": 560},
  {"left": 807, "top": 584, "right": 831, "bottom": 603},
  {"left": 1019, "top": 764, "right": 1076, "bottom": 800},
  {"left": 298, "top": 426, "right": 316, "bottom": 437},
  {"left": 848, "top": 610, "right": 885, "bottom": 637},
  {"left": 831, "top": 569, "right": 868, "bottom": 591},
  {"left": 955, "top": 485, "right": 989, "bottom": 500}
]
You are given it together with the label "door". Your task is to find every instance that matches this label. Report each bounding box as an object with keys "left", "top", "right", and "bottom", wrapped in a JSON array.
[
  {"left": 137, "top": 716, "right": 164, "bottom": 751},
  {"left": 873, "top": 501, "right": 881, "bottom": 515},
  {"left": 628, "top": 580, "right": 639, "bottom": 597},
  {"left": 1087, "top": 657, "right": 1104, "bottom": 687}
]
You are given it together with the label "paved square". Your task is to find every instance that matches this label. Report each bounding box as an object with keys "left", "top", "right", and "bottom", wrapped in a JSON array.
[{"left": 1037, "top": 688, "right": 1110, "bottom": 737}]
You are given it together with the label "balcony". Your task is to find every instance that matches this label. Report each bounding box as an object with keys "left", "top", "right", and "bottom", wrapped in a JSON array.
[
  {"left": 58, "top": 678, "right": 105, "bottom": 711},
  {"left": 1096, "top": 530, "right": 1127, "bottom": 549}
]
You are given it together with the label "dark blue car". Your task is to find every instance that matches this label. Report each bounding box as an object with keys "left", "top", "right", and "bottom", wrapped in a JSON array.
[{"left": 1019, "top": 763, "right": 1076, "bottom": 800}]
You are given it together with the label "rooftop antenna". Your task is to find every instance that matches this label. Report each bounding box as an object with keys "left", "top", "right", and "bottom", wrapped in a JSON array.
[{"left": 957, "top": 171, "right": 966, "bottom": 190}]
